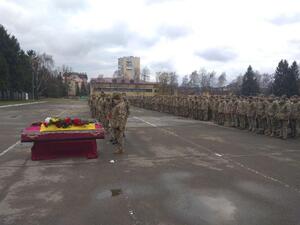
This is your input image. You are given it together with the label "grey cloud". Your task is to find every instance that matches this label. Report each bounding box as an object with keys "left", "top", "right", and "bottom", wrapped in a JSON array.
[
  {"left": 0, "top": 1, "right": 162, "bottom": 77},
  {"left": 51, "top": 0, "right": 88, "bottom": 12},
  {"left": 135, "top": 36, "right": 159, "bottom": 47},
  {"left": 150, "top": 61, "right": 175, "bottom": 71},
  {"left": 270, "top": 13, "right": 300, "bottom": 26},
  {"left": 288, "top": 39, "right": 300, "bottom": 45},
  {"left": 158, "top": 25, "right": 191, "bottom": 39},
  {"left": 145, "top": 0, "right": 180, "bottom": 5},
  {"left": 196, "top": 48, "right": 237, "bottom": 62}
]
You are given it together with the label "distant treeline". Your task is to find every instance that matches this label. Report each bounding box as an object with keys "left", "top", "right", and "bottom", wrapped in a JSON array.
[
  {"left": 157, "top": 63, "right": 300, "bottom": 97},
  {"left": 0, "top": 24, "right": 71, "bottom": 99}
]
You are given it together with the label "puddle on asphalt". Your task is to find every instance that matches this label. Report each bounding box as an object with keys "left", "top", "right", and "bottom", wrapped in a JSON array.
[
  {"left": 96, "top": 189, "right": 122, "bottom": 200},
  {"left": 111, "top": 189, "right": 122, "bottom": 196}
]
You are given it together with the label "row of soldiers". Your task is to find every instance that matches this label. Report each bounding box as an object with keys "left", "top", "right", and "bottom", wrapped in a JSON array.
[
  {"left": 129, "top": 95, "right": 300, "bottom": 140},
  {"left": 89, "top": 92, "right": 130, "bottom": 154}
]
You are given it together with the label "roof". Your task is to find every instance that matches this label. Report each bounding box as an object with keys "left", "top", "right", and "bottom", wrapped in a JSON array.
[
  {"left": 90, "top": 77, "right": 157, "bottom": 85},
  {"left": 63, "top": 72, "right": 88, "bottom": 79}
]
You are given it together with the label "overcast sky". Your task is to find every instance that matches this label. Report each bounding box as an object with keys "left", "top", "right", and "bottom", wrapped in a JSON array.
[{"left": 1, "top": 0, "right": 300, "bottom": 81}]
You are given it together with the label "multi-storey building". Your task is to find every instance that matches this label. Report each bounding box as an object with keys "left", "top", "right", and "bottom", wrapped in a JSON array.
[
  {"left": 63, "top": 72, "right": 88, "bottom": 96},
  {"left": 118, "top": 56, "right": 140, "bottom": 81}
]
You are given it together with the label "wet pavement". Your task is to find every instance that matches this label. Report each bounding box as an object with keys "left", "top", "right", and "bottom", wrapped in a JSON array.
[{"left": 0, "top": 99, "right": 299, "bottom": 225}]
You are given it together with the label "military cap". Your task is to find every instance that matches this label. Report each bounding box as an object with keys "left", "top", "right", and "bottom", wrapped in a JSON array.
[
  {"left": 112, "top": 92, "right": 121, "bottom": 100},
  {"left": 281, "top": 94, "right": 287, "bottom": 99}
]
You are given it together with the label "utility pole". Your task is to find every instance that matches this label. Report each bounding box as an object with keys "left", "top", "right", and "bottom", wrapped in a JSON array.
[
  {"left": 31, "top": 56, "right": 37, "bottom": 100},
  {"left": 31, "top": 59, "right": 35, "bottom": 100}
]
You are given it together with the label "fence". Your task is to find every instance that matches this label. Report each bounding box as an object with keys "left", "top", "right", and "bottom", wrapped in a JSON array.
[{"left": 0, "top": 91, "right": 32, "bottom": 100}]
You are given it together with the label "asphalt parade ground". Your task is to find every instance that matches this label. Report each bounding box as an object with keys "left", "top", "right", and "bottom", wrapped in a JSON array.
[{"left": 0, "top": 99, "right": 300, "bottom": 225}]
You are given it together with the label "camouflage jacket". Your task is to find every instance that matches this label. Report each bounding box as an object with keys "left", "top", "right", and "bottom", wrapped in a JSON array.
[
  {"left": 111, "top": 101, "right": 127, "bottom": 129},
  {"left": 277, "top": 101, "right": 291, "bottom": 120}
]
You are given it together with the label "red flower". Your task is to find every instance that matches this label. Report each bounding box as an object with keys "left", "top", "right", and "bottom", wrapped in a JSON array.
[
  {"left": 73, "top": 118, "right": 81, "bottom": 126},
  {"left": 65, "top": 117, "right": 71, "bottom": 125}
]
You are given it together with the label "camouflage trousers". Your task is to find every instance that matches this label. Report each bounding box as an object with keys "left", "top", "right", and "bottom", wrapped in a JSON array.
[
  {"left": 113, "top": 127, "right": 125, "bottom": 151},
  {"left": 224, "top": 113, "right": 231, "bottom": 127},
  {"left": 218, "top": 113, "right": 225, "bottom": 125},
  {"left": 231, "top": 113, "right": 238, "bottom": 127},
  {"left": 203, "top": 110, "right": 208, "bottom": 121},
  {"left": 239, "top": 115, "right": 246, "bottom": 129},
  {"left": 279, "top": 120, "right": 289, "bottom": 139},
  {"left": 270, "top": 117, "right": 279, "bottom": 136},
  {"left": 102, "top": 118, "right": 109, "bottom": 131},
  {"left": 198, "top": 110, "right": 203, "bottom": 120},
  {"left": 212, "top": 111, "right": 218, "bottom": 123},
  {"left": 247, "top": 116, "right": 256, "bottom": 132},
  {"left": 256, "top": 115, "right": 266, "bottom": 134},
  {"left": 290, "top": 119, "right": 298, "bottom": 137},
  {"left": 91, "top": 106, "right": 97, "bottom": 118}
]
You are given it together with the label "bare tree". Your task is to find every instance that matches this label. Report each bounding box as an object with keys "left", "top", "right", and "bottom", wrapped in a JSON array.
[
  {"left": 134, "top": 67, "right": 140, "bottom": 82},
  {"left": 228, "top": 74, "right": 243, "bottom": 95},
  {"left": 113, "top": 70, "right": 119, "bottom": 78},
  {"left": 28, "top": 52, "right": 55, "bottom": 98},
  {"left": 181, "top": 75, "right": 189, "bottom": 87},
  {"left": 199, "top": 68, "right": 210, "bottom": 88},
  {"left": 189, "top": 70, "right": 200, "bottom": 87},
  {"left": 207, "top": 71, "right": 217, "bottom": 87},
  {"left": 156, "top": 71, "right": 178, "bottom": 94},
  {"left": 36, "top": 53, "right": 54, "bottom": 97},
  {"left": 217, "top": 72, "right": 227, "bottom": 87},
  {"left": 141, "top": 67, "right": 150, "bottom": 82},
  {"left": 60, "top": 65, "right": 72, "bottom": 75}
]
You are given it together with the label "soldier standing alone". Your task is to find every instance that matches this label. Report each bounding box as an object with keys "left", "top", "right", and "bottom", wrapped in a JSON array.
[{"left": 111, "top": 93, "right": 128, "bottom": 154}]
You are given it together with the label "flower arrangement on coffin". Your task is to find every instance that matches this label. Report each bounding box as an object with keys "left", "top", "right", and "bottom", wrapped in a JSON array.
[{"left": 32, "top": 117, "right": 95, "bottom": 128}]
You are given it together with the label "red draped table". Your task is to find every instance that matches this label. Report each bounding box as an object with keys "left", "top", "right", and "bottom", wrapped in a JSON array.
[{"left": 21, "top": 123, "right": 105, "bottom": 161}]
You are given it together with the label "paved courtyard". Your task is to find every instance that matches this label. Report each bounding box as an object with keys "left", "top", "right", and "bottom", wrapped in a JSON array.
[{"left": 0, "top": 99, "right": 299, "bottom": 225}]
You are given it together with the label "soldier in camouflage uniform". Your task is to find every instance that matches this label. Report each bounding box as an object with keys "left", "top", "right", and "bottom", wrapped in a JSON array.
[
  {"left": 111, "top": 93, "right": 128, "bottom": 154},
  {"left": 247, "top": 97, "right": 257, "bottom": 132},
  {"left": 256, "top": 96, "right": 266, "bottom": 134},
  {"left": 231, "top": 98, "right": 239, "bottom": 127},
  {"left": 277, "top": 95, "right": 291, "bottom": 140},
  {"left": 217, "top": 98, "right": 225, "bottom": 125},
  {"left": 224, "top": 98, "right": 231, "bottom": 126},
  {"left": 290, "top": 96, "right": 300, "bottom": 138},
  {"left": 237, "top": 97, "right": 247, "bottom": 129},
  {"left": 202, "top": 96, "right": 209, "bottom": 121},
  {"left": 128, "top": 94, "right": 299, "bottom": 140},
  {"left": 267, "top": 96, "right": 280, "bottom": 137},
  {"left": 122, "top": 93, "right": 130, "bottom": 137}
]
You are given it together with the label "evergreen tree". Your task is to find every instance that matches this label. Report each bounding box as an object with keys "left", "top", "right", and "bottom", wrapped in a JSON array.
[
  {"left": 0, "top": 24, "right": 73, "bottom": 99},
  {"left": 241, "top": 65, "right": 260, "bottom": 96},
  {"left": 0, "top": 24, "right": 33, "bottom": 98},
  {"left": 273, "top": 60, "right": 289, "bottom": 96},
  {"left": 0, "top": 53, "right": 9, "bottom": 91},
  {"left": 287, "top": 61, "right": 299, "bottom": 96}
]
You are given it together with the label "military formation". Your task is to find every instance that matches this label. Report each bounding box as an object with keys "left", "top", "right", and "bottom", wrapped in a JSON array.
[
  {"left": 89, "top": 92, "right": 130, "bottom": 154},
  {"left": 129, "top": 94, "right": 300, "bottom": 140}
]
